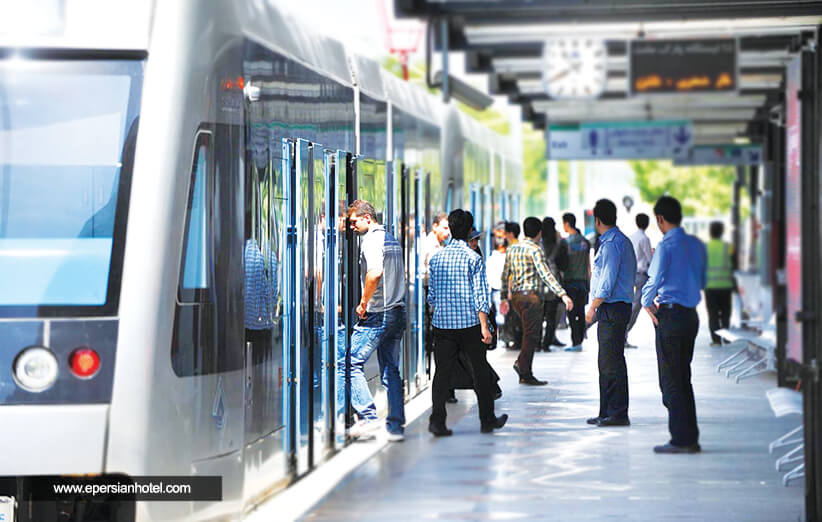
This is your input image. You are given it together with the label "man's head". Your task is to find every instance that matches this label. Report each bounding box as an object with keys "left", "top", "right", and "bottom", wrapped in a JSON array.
[
  {"left": 653, "top": 195, "right": 683, "bottom": 234},
  {"left": 468, "top": 227, "right": 481, "bottom": 250},
  {"left": 448, "top": 209, "right": 474, "bottom": 241},
  {"left": 709, "top": 221, "right": 725, "bottom": 239},
  {"left": 593, "top": 199, "right": 617, "bottom": 234},
  {"left": 562, "top": 212, "right": 576, "bottom": 234},
  {"left": 523, "top": 217, "right": 542, "bottom": 240},
  {"left": 432, "top": 211, "right": 450, "bottom": 243},
  {"left": 348, "top": 199, "right": 378, "bottom": 235},
  {"left": 504, "top": 221, "right": 520, "bottom": 241},
  {"left": 636, "top": 213, "right": 650, "bottom": 231}
]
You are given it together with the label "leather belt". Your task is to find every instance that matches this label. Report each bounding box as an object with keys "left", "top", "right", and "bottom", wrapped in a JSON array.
[
  {"left": 658, "top": 303, "right": 694, "bottom": 311},
  {"left": 513, "top": 290, "right": 538, "bottom": 297}
]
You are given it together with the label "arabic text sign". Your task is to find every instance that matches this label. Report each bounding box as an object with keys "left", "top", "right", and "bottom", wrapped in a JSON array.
[
  {"left": 548, "top": 121, "right": 693, "bottom": 160},
  {"left": 631, "top": 39, "right": 737, "bottom": 94},
  {"left": 674, "top": 145, "right": 763, "bottom": 166}
]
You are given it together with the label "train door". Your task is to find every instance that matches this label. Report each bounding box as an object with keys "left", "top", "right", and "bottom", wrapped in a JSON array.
[
  {"left": 483, "top": 185, "right": 493, "bottom": 256},
  {"left": 242, "top": 128, "right": 288, "bottom": 502},
  {"left": 469, "top": 184, "right": 480, "bottom": 231},
  {"left": 333, "top": 151, "right": 352, "bottom": 447},
  {"left": 415, "top": 169, "right": 428, "bottom": 387}
]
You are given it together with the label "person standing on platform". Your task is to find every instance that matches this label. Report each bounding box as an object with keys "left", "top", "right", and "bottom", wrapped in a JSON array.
[
  {"left": 502, "top": 221, "right": 523, "bottom": 350},
  {"left": 562, "top": 213, "right": 591, "bottom": 352},
  {"left": 423, "top": 212, "right": 450, "bottom": 278},
  {"left": 427, "top": 209, "right": 507, "bottom": 436},
  {"left": 642, "top": 196, "right": 707, "bottom": 454},
  {"left": 486, "top": 222, "right": 508, "bottom": 350},
  {"left": 705, "top": 221, "right": 737, "bottom": 346},
  {"left": 584, "top": 199, "right": 637, "bottom": 427},
  {"left": 344, "top": 200, "right": 407, "bottom": 442},
  {"left": 500, "top": 217, "right": 574, "bottom": 385},
  {"left": 624, "top": 213, "right": 653, "bottom": 348},
  {"left": 540, "top": 217, "right": 568, "bottom": 351}
]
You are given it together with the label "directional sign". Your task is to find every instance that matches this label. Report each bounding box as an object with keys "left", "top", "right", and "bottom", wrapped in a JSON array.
[
  {"left": 548, "top": 121, "right": 693, "bottom": 160},
  {"left": 674, "top": 144, "right": 763, "bottom": 166}
]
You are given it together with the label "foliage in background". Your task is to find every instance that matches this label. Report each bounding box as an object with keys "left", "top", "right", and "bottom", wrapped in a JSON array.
[
  {"left": 631, "top": 160, "right": 742, "bottom": 217},
  {"left": 522, "top": 124, "right": 546, "bottom": 216}
]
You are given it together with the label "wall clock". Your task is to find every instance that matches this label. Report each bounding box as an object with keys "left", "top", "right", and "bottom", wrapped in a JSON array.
[{"left": 542, "top": 38, "right": 608, "bottom": 100}]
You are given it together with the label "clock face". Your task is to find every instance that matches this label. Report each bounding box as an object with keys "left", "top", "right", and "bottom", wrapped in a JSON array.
[{"left": 542, "top": 38, "right": 608, "bottom": 100}]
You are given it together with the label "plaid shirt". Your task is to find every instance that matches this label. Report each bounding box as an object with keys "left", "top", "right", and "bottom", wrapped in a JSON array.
[
  {"left": 427, "top": 239, "right": 491, "bottom": 329},
  {"left": 501, "top": 238, "right": 566, "bottom": 298}
]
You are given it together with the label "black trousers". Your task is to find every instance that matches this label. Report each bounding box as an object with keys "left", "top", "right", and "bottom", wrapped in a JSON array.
[
  {"left": 655, "top": 305, "right": 700, "bottom": 446},
  {"left": 704, "top": 289, "right": 732, "bottom": 344},
  {"left": 431, "top": 325, "right": 495, "bottom": 426},
  {"left": 597, "top": 302, "right": 631, "bottom": 419},
  {"left": 566, "top": 281, "right": 589, "bottom": 346},
  {"left": 541, "top": 298, "right": 559, "bottom": 350}
]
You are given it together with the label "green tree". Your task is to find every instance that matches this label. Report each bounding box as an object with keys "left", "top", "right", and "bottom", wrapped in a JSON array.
[{"left": 632, "top": 160, "right": 738, "bottom": 216}]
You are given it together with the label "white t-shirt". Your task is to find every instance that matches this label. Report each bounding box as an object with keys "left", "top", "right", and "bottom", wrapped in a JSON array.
[
  {"left": 630, "top": 229, "right": 653, "bottom": 274},
  {"left": 486, "top": 249, "right": 506, "bottom": 291}
]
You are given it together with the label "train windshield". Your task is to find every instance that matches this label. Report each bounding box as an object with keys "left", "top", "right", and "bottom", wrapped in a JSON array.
[{"left": 0, "top": 57, "right": 144, "bottom": 316}]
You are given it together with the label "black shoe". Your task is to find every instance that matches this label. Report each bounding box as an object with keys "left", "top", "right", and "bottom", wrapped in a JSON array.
[
  {"left": 446, "top": 392, "right": 458, "bottom": 404},
  {"left": 654, "top": 442, "right": 701, "bottom": 454},
  {"left": 586, "top": 416, "right": 603, "bottom": 425},
  {"left": 519, "top": 375, "right": 548, "bottom": 386},
  {"left": 428, "top": 423, "right": 453, "bottom": 437},
  {"left": 512, "top": 363, "right": 523, "bottom": 379},
  {"left": 597, "top": 416, "right": 631, "bottom": 427},
  {"left": 494, "top": 389, "right": 503, "bottom": 400},
  {"left": 481, "top": 414, "right": 509, "bottom": 433},
  {"left": 551, "top": 338, "right": 566, "bottom": 347}
]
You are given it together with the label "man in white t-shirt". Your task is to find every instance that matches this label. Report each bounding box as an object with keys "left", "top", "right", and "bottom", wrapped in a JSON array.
[
  {"left": 625, "top": 213, "right": 653, "bottom": 348},
  {"left": 486, "top": 222, "right": 507, "bottom": 348},
  {"left": 423, "top": 211, "right": 450, "bottom": 282}
]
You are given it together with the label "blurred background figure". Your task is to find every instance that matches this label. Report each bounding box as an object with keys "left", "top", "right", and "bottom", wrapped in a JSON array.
[
  {"left": 539, "top": 217, "right": 568, "bottom": 351},
  {"left": 625, "top": 213, "right": 652, "bottom": 348},
  {"left": 705, "top": 221, "right": 737, "bottom": 346}
]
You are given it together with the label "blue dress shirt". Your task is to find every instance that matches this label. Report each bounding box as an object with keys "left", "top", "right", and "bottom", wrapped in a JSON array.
[
  {"left": 641, "top": 227, "right": 707, "bottom": 308},
  {"left": 427, "top": 239, "right": 491, "bottom": 329},
  {"left": 591, "top": 226, "right": 637, "bottom": 304}
]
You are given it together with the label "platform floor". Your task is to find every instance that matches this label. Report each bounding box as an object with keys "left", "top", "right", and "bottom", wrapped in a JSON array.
[{"left": 301, "top": 313, "right": 804, "bottom": 522}]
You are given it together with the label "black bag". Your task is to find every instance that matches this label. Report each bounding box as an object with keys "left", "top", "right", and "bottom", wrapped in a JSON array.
[{"left": 554, "top": 238, "right": 570, "bottom": 272}]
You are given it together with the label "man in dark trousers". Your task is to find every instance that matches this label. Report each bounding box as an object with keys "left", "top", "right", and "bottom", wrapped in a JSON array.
[
  {"left": 584, "top": 199, "right": 637, "bottom": 427},
  {"left": 562, "top": 213, "right": 591, "bottom": 352},
  {"left": 705, "top": 221, "right": 736, "bottom": 346},
  {"left": 427, "top": 209, "right": 507, "bottom": 436},
  {"left": 500, "top": 217, "right": 574, "bottom": 385},
  {"left": 642, "top": 196, "right": 707, "bottom": 454}
]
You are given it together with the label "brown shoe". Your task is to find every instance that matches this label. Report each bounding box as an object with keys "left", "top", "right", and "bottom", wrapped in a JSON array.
[{"left": 519, "top": 375, "right": 548, "bottom": 386}]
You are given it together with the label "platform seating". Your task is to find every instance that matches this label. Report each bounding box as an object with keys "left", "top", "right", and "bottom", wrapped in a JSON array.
[
  {"left": 715, "top": 315, "right": 776, "bottom": 383},
  {"left": 766, "top": 387, "right": 804, "bottom": 486}
]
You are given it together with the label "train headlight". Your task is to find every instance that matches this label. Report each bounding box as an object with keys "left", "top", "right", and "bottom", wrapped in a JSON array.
[{"left": 13, "top": 347, "right": 59, "bottom": 392}]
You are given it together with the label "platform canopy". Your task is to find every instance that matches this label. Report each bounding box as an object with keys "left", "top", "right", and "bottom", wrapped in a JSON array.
[{"left": 395, "top": 0, "right": 822, "bottom": 144}]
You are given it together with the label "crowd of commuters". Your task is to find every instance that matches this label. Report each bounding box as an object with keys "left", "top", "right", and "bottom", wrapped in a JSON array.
[{"left": 340, "top": 194, "right": 735, "bottom": 454}]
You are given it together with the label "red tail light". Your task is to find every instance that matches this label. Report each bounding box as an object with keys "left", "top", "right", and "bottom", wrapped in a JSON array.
[{"left": 69, "top": 348, "right": 101, "bottom": 379}]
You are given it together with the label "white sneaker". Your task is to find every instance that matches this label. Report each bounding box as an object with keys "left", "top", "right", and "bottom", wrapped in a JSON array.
[
  {"left": 349, "top": 419, "right": 381, "bottom": 438},
  {"left": 386, "top": 430, "right": 405, "bottom": 442}
]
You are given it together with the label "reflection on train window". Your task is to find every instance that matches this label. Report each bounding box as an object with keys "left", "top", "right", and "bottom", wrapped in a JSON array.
[{"left": 179, "top": 132, "right": 213, "bottom": 303}]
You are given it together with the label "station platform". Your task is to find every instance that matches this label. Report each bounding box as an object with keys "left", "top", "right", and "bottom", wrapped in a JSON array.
[{"left": 256, "top": 313, "right": 803, "bottom": 521}]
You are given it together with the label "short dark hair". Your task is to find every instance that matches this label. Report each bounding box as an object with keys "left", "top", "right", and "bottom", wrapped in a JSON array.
[
  {"left": 448, "top": 209, "right": 473, "bottom": 241},
  {"left": 562, "top": 212, "right": 576, "bottom": 228},
  {"left": 348, "top": 199, "right": 377, "bottom": 221},
  {"left": 636, "top": 213, "right": 649, "bottom": 230},
  {"left": 523, "top": 217, "right": 542, "bottom": 238},
  {"left": 494, "top": 220, "right": 506, "bottom": 232},
  {"left": 433, "top": 211, "right": 448, "bottom": 225},
  {"left": 593, "top": 199, "right": 617, "bottom": 227},
  {"left": 504, "top": 221, "right": 520, "bottom": 238},
  {"left": 710, "top": 221, "right": 725, "bottom": 239},
  {"left": 653, "top": 196, "right": 683, "bottom": 225}
]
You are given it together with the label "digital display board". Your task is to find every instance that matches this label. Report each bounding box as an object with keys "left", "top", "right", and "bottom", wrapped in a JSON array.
[{"left": 630, "top": 39, "right": 737, "bottom": 94}]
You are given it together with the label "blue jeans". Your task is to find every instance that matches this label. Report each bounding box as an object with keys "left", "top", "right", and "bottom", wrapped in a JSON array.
[{"left": 336, "top": 306, "right": 406, "bottom": 434}]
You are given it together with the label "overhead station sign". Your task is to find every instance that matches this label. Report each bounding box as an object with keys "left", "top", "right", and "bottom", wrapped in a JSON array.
[
  {"left": 674, "top": 144, "right": 763, "bottom": 166},
  {"left": 630, "top": 39, "right": 738, "bottom": 94},
  {"left": 548, "top": 120, "right": 693, "bottom": 160}
]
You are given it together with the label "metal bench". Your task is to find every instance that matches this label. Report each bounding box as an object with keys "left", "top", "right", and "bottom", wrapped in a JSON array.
[
  {"left": 715, "top": 316, "right": 777, "bottom": 383},
  {"left": 765, "top": 388, "right": 804, "bottom": 486}
]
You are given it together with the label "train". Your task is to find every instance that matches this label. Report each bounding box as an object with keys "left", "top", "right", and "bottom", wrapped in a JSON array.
[{"left": 0, "top": 1, "right": 522, "bottom": 520}]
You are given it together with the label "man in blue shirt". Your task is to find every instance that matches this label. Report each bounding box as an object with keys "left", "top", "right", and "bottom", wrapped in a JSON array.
[
  {"left": 584, "top": 199, "right": 637, "bottom": 427},
  {"left": 427, "top": 209, "right": 508, "bottom": 436},
  {"left": 642, "top": 196, "right": 707, "bottom": 454}
]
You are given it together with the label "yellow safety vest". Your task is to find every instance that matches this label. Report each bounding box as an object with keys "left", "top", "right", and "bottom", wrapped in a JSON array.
[{"left": 706, "top": 239, "right": 734, "bottom": 289}]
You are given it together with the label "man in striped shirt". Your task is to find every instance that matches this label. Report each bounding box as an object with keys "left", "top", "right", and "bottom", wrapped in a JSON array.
[
  {"left": 427, "top": 209, "right": 508, "bottom": 436},
  {"left": 501, "top": 217, "right": 574, "bottom": 385}
]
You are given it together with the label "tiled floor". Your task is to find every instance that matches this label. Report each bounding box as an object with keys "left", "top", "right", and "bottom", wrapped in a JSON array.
[{"left": 302, "top": 313, "right": 804, "bottom": 521}]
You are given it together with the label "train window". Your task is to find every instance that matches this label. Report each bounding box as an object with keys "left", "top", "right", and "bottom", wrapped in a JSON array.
[{"left": 179, "top": 131, "right": 213, "bottom": 303}]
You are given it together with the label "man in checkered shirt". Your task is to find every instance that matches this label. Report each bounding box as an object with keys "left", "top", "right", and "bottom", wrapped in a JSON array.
[
  {"left": 501, "top": 217, "right": 574, "bottom": 385},
  {"left": 426, "top": 209, "right": 508, "bottom": 436}
]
